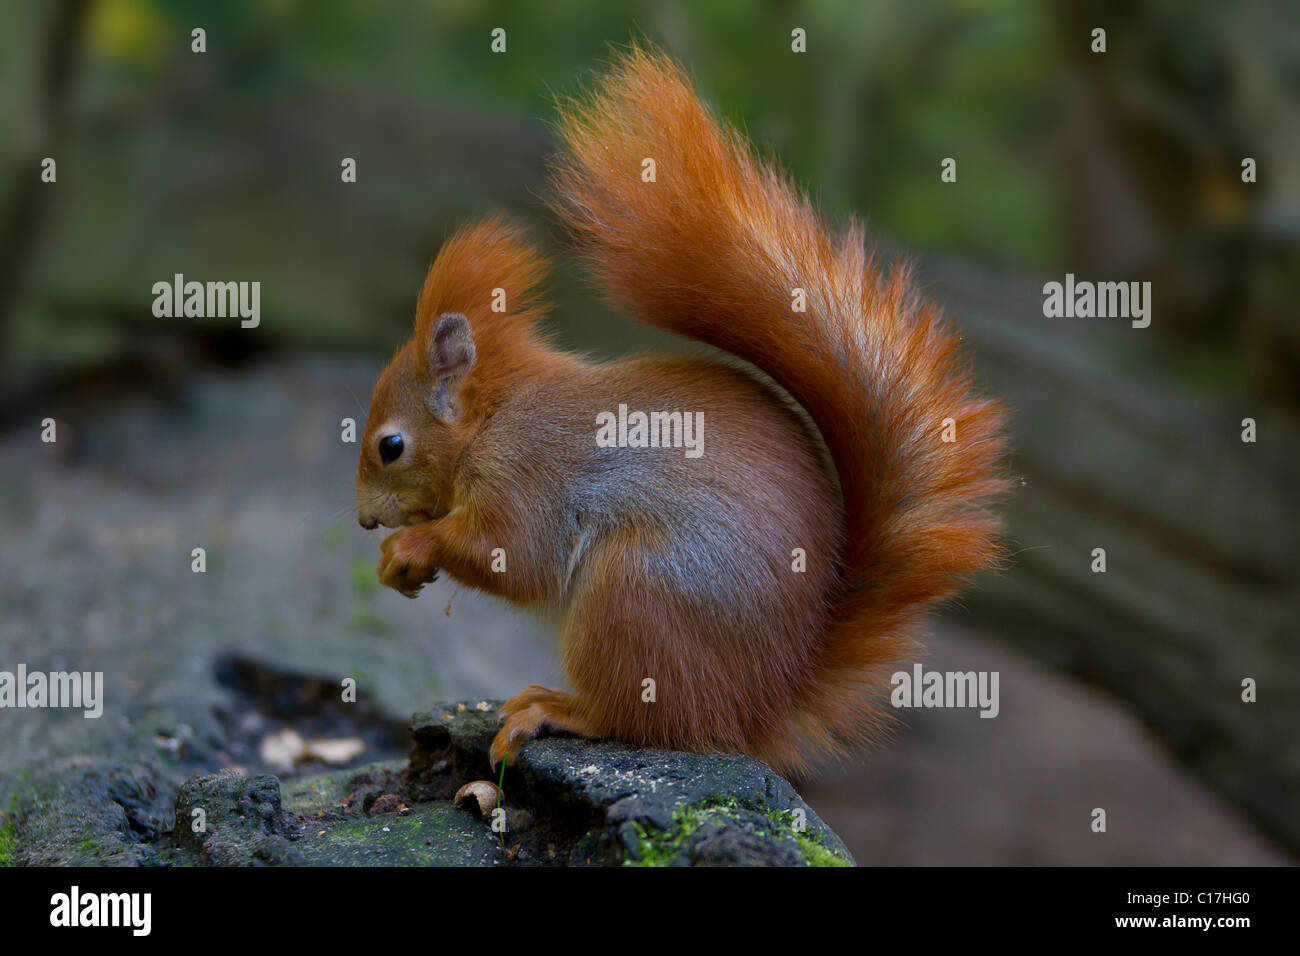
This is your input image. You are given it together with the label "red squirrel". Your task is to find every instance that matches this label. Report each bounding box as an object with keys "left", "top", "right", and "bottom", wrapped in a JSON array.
[{"left": 355, "top": 45, "right": 1009, "bottom": 772}]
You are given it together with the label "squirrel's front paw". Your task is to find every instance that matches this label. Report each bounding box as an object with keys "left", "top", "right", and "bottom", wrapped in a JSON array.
[{"left": 376, "top": 526, "right": 440, "bottom": 598}]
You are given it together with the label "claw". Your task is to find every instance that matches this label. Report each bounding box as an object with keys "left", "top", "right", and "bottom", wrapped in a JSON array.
[
  {"left": 490, "top": 707, "right": 540, "bottom": 768},
  {"left": 488, "top": 726, "right": 514, "bottom": 769}
]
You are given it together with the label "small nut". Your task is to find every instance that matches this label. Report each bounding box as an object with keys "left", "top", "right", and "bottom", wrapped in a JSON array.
[{"left": 453, "top": 780, "right": 501, "bottom": 819}]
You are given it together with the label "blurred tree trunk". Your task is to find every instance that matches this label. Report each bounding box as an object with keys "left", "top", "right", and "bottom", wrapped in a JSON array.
[
  {"left": 1051, "top": 0, "right": 1300, "bottom": 404},
  {"left": 921, "top": 248, "right": 1300, "bottom": 856},
  {"left": 0, "top": 0, "right": 91, "bottom": 359}
]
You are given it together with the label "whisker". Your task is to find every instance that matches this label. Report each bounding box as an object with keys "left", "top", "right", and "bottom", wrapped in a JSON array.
[{"left": 346, "top": 385, "right": 368, "bottom": 418}]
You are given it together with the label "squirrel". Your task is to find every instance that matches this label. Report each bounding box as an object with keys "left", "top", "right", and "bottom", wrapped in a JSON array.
[{"left": 355, "top": 45, "right": 1009, "bottom": 773}]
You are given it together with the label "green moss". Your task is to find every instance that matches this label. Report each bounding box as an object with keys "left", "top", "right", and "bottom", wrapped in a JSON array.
[
  {"left": 623, "top": 799, "right": 851, "bottom": 868},
  {"left": 0, "top": 792, "right": 18, "bottom": 867},
  {"left": 295, "top": 805, "right": 503, "bottom": 866},
  {"left": 793, "top": 832, "right": 852, "bottom": 867},
  {"left": 281, "top": 760, "right": 406, "bottom": 816},
  {"left": 767, "top": 808, "right": 853, "bottom": 868},
  {"left": 622, "top": 819, "right": 669, "bottom": 867}
]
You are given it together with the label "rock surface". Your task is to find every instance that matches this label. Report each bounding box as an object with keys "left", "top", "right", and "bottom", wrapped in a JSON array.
[
  {"left": 402, "top": 702, "right": 852, "bottom": 866},
  {"left": 173, "top": 769, "right": 304, "bottom": 866},
  {"left": 5, "top": 700, "right": 852, "bottom": 867}
]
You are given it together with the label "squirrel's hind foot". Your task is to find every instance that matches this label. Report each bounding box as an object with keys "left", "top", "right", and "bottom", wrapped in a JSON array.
[{"left": 490, "top": 684, "right": 594, "bottom": 767}]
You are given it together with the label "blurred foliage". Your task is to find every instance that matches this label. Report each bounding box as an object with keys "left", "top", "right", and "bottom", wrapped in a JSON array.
[
  {"left": 66, "top": 0, "right": 1060, "bottom": 257},
  {"left": 1, "top": 0, "right": 1295, "bottom": 398}
]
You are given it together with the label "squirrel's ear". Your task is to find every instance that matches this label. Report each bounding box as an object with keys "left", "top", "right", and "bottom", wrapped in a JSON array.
[{"left": 428, "top": 313, "right": 477, "bottom": 417}]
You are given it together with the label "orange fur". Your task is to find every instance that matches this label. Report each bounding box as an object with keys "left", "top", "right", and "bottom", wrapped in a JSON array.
[{"left": 357, "top": 45, "right": 1010, "bottom": 773}]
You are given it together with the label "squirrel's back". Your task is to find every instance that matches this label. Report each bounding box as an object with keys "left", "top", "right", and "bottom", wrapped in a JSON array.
[{"left": 549, "top": 45, "right": 1010, "bottom": 764}]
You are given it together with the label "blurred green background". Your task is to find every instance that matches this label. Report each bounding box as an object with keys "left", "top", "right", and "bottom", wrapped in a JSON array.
[
  {"left": 1, "top": 0, "right": 1297, "bottom": 865},
  {"left": 4, "top": 0, "right": 1296, "bottom": 394}
]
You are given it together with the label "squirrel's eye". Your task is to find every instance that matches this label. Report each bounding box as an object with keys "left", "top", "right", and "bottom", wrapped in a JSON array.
[{"left": 379, "top": 434, "right": 404, "bottom": 464}]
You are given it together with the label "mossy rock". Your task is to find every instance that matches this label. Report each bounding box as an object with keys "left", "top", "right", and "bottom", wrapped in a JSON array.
[
  {"left": 404, "top": 701, "right": 855, "bottom": 867},
  {"left": 5, "top": 700, "right": 853, "bottom": 867}
]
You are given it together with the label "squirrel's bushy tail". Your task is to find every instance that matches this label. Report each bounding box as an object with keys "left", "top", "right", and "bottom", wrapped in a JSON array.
[{"left": 550, "top": 46, "right": 1009, "bottom": 758}]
